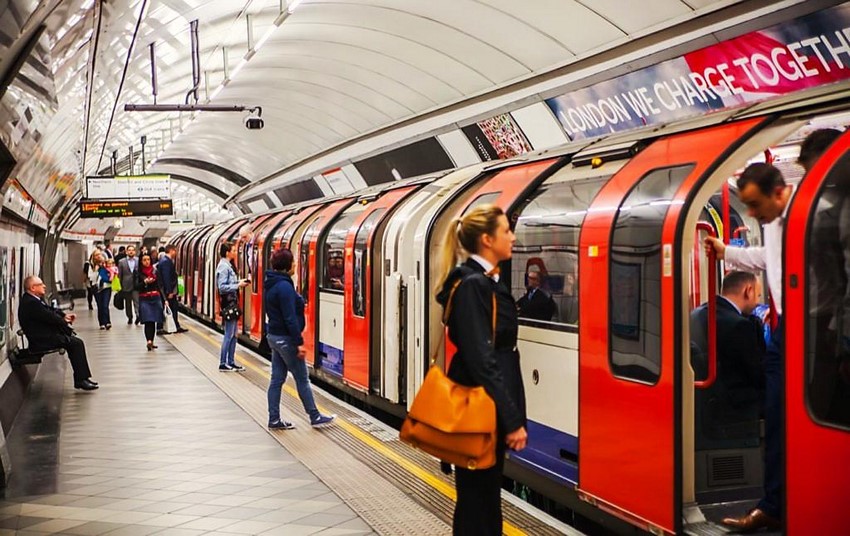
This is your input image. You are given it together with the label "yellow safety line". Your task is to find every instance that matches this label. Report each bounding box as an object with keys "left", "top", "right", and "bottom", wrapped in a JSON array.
[{"left": 184, "top": 325, "right": 526, "bottom": 536}]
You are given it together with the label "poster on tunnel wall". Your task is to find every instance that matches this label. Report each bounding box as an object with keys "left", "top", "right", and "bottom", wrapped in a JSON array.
[
  {"left": 546, "top": 2, "right": 850, "bottom": 140},
  {"left": 462, "top": 113, "right": 533, "bottom": 161}
]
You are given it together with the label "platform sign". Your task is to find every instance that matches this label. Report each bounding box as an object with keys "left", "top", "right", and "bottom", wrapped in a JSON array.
[
  {"left": 546, "top": 3, "right": 850, "bottom": 140},
  {"left": 86, "top": 175, "right": 171, "bottom": 200},
  {"left": 79, "top": 199, "right": 173, "bottom": 218}
]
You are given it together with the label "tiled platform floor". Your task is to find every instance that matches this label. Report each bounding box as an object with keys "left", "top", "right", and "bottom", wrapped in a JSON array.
[{"left": 1, "top": 306, "right": 376, "bottom": 536}]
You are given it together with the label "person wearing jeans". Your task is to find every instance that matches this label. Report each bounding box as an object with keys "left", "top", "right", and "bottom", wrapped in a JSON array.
[
  {"left": 264, "top": 247, "right": 334, "bottom": 429},
  {"left": 216, "top": 241, "right": 248, "bottom": 372}
]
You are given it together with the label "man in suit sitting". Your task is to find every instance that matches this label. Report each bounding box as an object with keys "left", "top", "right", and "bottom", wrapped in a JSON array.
[
  {"left": 690, "top": 270, "right": 765, "bottom": 441},
  {"left": 18, "top": 276, "right": 98, "bottom": 391},
  {"left": 517, "top": 270, "right": 556, "bottom": 321}
]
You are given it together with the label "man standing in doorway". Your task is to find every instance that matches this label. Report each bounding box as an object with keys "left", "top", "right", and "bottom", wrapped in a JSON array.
[
  {"left": 118, "top": 245, "right": 140, "bottom": 325},
  {"left": 704, "top": 163, "right": 790, "bottom": 532}
]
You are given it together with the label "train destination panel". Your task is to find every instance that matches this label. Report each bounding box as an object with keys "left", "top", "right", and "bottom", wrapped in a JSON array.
[{"left": 79, "top": 199, "right": 173, "bottom": 218}]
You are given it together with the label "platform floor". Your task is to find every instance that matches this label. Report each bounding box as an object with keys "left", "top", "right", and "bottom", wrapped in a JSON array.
[
  {"left": 1, "top": 305, "right": 575, "bottom": 536},
  {"left": 0, "top": 308, "right": 376, "bottom": 536}
]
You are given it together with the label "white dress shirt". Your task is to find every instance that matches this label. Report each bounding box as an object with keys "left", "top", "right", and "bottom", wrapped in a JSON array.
[
  {"left": 470, "top": 254, "right": 499, "bottom": 282},
  {"left": 724, "top": 209, "right": 786, "bottom": 315}
]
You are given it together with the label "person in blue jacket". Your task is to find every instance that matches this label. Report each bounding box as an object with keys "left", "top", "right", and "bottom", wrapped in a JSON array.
[{"left": 265, "top": 247, "right": 334, "bottom": 430}]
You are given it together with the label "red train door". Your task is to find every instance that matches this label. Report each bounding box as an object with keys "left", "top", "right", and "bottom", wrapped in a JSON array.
[
  {"left": 344, "top": 186, "right": 418, "bottom": 391},
  {"left": 784, "top": 130, "right": 850, "bottom": 535},
  {"left": 239, "top": 214, "right": 273, "bottom": 335},
  {"left": 302, "top": 200, "right": 352, "bottom": 365},
  {"left": 249, "top": 211, "right": 291, "bottom": 344},
  {"left": 578, "top": 118, "right": 764, "bottom": 535}
]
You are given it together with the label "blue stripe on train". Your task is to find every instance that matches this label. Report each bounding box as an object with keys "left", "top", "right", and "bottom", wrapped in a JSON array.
[
  {"left": 508, "top": 420, "right": 578, "bottom": 488},
  {"left": 318, "top": 343, "right": 344, "bottom": 377}
]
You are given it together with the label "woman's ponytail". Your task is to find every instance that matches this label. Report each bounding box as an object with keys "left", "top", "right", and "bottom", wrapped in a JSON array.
[{"left": 434, "top": 204, "right": 504, "bottom": 295}]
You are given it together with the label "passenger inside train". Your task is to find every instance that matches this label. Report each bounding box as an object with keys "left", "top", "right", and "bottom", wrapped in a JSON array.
[{"left": 690, "top": 270, "right": 765, "bottom": 444}]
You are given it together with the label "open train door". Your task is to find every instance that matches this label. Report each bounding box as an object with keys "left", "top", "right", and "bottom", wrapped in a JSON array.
[
  {"left": 784, "top": 130, "right": 850, "bottom": 535},
  {"left": 578, "top": 118, "right": 765, "bottom": 535}
]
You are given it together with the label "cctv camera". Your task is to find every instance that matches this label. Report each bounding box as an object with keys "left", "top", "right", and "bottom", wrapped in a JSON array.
[{"left": 245, "top": 116, "right": 264, "bottom": 130}]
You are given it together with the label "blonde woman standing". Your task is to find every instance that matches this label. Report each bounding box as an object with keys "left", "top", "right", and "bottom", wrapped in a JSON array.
[{"left": 434, "top": 204, "right": 527, "bottom": 535}]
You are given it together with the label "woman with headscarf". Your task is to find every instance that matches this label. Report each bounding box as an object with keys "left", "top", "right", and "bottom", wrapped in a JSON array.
[{"left": 135, "top": 252, "right": 165, "bottom": 351}]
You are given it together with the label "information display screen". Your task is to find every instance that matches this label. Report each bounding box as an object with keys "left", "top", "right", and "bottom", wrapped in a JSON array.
[
  {"left": 79, "top": 199, "right": 173, "bottom": 218},
  {"left": 86, "top": 175, "right": 171, "bottom": 199}
]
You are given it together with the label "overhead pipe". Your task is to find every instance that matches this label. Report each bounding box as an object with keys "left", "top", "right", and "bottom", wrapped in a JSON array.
[
  {"left": 185, "top": 19, "right": 201, "bottom": 104},
  {"left": 149, "top": 42, "right": 158, "bottom": 104}
]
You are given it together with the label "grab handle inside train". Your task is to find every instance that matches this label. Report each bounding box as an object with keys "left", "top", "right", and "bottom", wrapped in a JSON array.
[{"left": 695, "top": 222, "right": 717, "bottom": 389}]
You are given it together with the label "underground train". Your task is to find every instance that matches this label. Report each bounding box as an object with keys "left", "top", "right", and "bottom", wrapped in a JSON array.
[{"left": 170, "top": 84, "right": 850, "bottom": 535}]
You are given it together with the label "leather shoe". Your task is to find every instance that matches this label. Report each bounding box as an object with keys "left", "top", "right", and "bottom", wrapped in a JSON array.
[
  {"left": 74, "top": 379, "right": 99, "bottom": 391},
  {"left": 87, "top": 378, "right": 98, "bottom": 386},
  {"left": 722, "top": 508, "right": 780, "bottom": 533}
]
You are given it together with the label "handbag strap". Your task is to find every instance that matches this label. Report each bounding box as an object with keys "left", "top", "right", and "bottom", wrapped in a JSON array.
[{"left": 431, "top": 270, "right": 497, "bottom": 365}]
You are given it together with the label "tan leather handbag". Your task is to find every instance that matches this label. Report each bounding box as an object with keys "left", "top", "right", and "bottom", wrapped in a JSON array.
[{"left": 399, "top": 277, "right": 497, "bottom": 470}]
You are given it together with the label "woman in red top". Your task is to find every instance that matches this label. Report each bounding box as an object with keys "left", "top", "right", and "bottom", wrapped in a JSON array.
[{"left": 135, "top": 253, "right": 165, "bottom": 351}]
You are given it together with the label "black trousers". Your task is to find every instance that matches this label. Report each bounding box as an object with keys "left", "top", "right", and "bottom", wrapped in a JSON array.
[
  {"left": 453, "top": 443, "right": 505, "bottom": 536},
  {"left": 52, "top": 335, "right": 92, "bottom": 384}
]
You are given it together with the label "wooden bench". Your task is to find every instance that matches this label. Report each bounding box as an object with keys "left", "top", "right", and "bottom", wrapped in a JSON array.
[{"left": 8, "top": 329, "right": 66, "bottom": 366}]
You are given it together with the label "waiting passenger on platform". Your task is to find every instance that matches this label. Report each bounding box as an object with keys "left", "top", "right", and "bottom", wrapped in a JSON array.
[
  {"left": 516, "top": 270, "right": 556, "bottom": 321},
  {"left": 705, "top": 163, "right": 790, "bottom": 532},
  {"left": 82, "top": 254, "right": 95, "bottom": 310},
  {"left": 118, "top": 245, "right": 141, "bottom": 325},
  {"left": 156, "top": 245, "right": 187, "bottom": 335},
  {"left": 217, "top": 241, "right": 249, "bottom": 372},
  {"left": 264, "top": 248, "right": 335, "bottom": 430},
  {"left": 114, "top": 246, "right": 126, "bottom": 264},
  {"left": 690, "top": 271, "right": 765, "bottom": 440},
  {"left": 19, "top": 276, "right": 98, "bottom": 391},
  {"left": 435, "top": 204, "right": 527, "bottom": 536},
  {"left": 135, "top": 253, "right": 165, "bottom": 352},
  {"left": 88, "top": 251, "right": 113, "bottom": 330}
]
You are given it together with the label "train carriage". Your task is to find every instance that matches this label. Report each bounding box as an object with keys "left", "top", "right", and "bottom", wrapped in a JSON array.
[{"left": 172, "top": 81, "right": 850, "bottom": 534}]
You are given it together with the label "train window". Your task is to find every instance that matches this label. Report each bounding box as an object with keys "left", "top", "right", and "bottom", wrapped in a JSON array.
[
  {"left": 806, "top": 151, "right": 850, "bottom": 429},
  {"left": 299, "top": 220, "right": 322, "bottom": 303},
  {"left": 463, "top": 192, "right": 501, "bottom": 215},
  {"left": 609, "top": 165, "right": 694, "bottom": 384},
  {"left": 251, "top": 241, "right": 259, "bottom": 293},
  {"left": 512, "top": 176, "right": 607, "bottom": 327},
  {"left": 353, "top": 209, "right": 385, "bottom": 317},
  {"left": 323, "top": 213, "right": 358, "bottom": 291}
]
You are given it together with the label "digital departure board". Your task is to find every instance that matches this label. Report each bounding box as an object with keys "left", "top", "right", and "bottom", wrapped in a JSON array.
[{"left": 79, "top": 199, "right": 173, "bottom": 218}]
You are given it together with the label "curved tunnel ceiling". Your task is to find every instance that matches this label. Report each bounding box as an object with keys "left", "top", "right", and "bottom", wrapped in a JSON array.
[
  {"left": 2, "top": 0, "right": 816, "bottom": 236},
  {"left": 92, "top": 0, "right": 754, "bottom": 193}
]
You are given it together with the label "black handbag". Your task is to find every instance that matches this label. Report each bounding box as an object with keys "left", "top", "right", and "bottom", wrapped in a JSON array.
[
  {"left": 113, "top": 291, "right": 125, "bottom": 310},
  {"left": 220, "top": 293, "right": 240, "bottom": 320}
]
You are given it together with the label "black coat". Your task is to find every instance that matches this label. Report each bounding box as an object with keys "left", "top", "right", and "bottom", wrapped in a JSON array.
[
  {"left": 517, "top": 288, "right": 556, "bottom": 321},
  {"left": 18, "top": 292, "right": 74, "bottom": 351},
  {"left": 437, "top": 259, "right": 527, "bottom": 434},
  {"left": 690, "top": 296, "right": 765, "bottom": 433}
]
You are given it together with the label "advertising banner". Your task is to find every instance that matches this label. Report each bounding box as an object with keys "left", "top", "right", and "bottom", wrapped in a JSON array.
[
  {"left": 462, "top": 113, "right": 533, "bottom": 161},
  {"left": 546, "top": 3, "right": 850, "bottom": 140}
]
